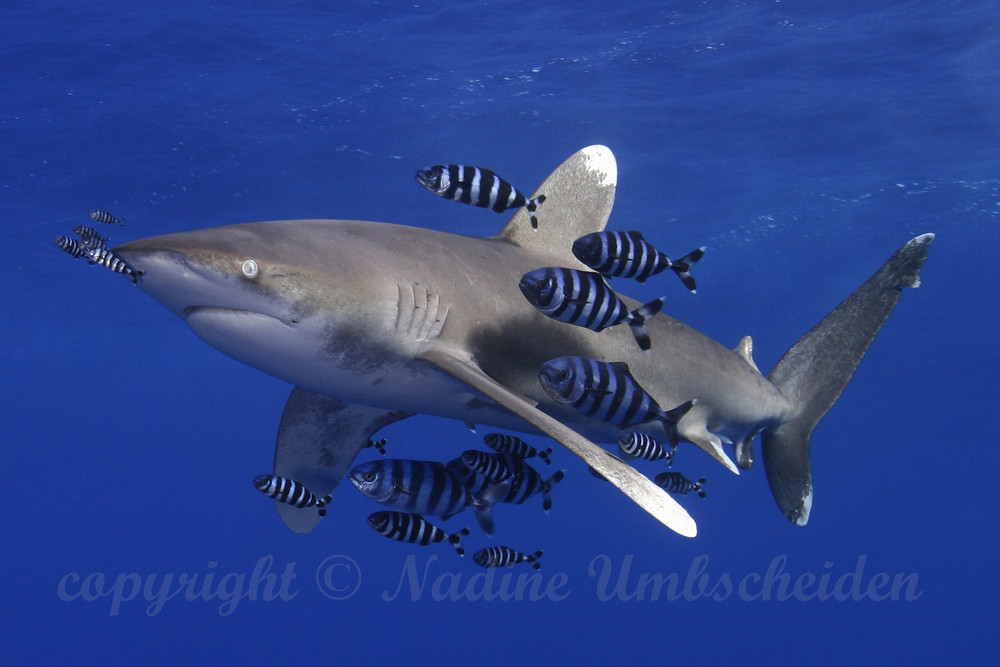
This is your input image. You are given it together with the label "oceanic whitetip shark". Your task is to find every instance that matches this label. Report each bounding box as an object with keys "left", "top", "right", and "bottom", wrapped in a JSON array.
[{"left": 112, "top": 146, "right": 933, "bottom": 537}]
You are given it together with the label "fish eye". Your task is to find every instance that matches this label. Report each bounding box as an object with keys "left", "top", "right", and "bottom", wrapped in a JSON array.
[
  {"left": 362, "top": 471, "right": 376, "bottom": 482},
  {"left": 557, "top": 370, "right": 569, "bottom": 382},
  {"left": 241, "top": 259, "right": 259, "bottom": 279}
]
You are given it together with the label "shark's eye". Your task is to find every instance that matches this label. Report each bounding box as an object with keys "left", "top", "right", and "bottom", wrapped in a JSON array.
[{"left": 241, "top": 259, "right": 259, "bottom": 278}]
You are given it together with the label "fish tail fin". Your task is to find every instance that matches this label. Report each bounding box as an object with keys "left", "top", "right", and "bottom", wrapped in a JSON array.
[
  {"left": 316, "top": 494, "right": 333, "bottom": 517},
  {"left": 695, "top": 478, "right": 706, "bottom": 499},
  {"left": 527, "top": 550, "right": 543, "bottom": 570},
  {"left": 541, "top": 469, "right": 566, "bottom": 512},
  {"left": 762, "top": 234, "right": 933, "bottom": 526},
  {"left": 449, "top": 527, "right": 471, "bottom": 556},
  {"left": 536, "top": 446, "right": 554, "bottom": 465},
  {"left": 472, "top": 478, "right": 512, "bottom": 536},
  {"left": 667, "top": 246, "right": 705, "bottom": 293},
  {"left": 627, "top": 296, "right": 667, "bottom": 351},
  {"left": 526, "top": 194, "right": 547, "bottom": 229}
]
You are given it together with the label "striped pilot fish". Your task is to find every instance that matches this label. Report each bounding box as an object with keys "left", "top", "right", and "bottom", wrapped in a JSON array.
[
  {"left": 252, "top": 474, "right": 332, "bottom": 516},
  {"left": 348, "top": 458, "right": 507, "bottom": 535},
  {"left": 654, "top": 472, "right": 706, "bottom": 498},
  {"left": 89, "top": 209, "right": 124, "bottom": 225},
  {"left": 367, "top": 511, "right": 470, "bottom": 556},
  {"left": 519, "top": 267, "right": 666, "bottom": 351},
  {"left": 460, "top": 450, "right": 525, "bottom": 483},
  {"left": 414, "top": 164, "right": 546, "bottom": 229},
  {"left": 448, "top": 456, "right": 565, "bottom": 512},
  {"left": 54, "top": 235, "right": 92, "bottom": 259},
  {"left": 83, "top": 245, "right": 141, "bottom": 282},
  {"left": 473, "top": 546, "right": 543, "bottom": 570},
  {"left": 618, "top": 432, "right": 675, "bottom": 467},
  {"left": 538, "top": 356, "right": 696, "bottom": 446},
  {"left": 572, "top": 230, "right": 705, "bottom": 293},
  {"left": 483, "top": 433, "right": 553, "bottom": 465},
  {"left": 73, "top": 225, "right": 109, "bottom": 249}
]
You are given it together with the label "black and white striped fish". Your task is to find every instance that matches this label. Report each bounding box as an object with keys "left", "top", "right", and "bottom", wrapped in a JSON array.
[
  {"left": 460, "top": 450, "right": 524, "bottom": 483},
  {"left": 348, "top": 458, "right": 507, "bottom": 535},
  {"left": 618, "top": 432, "right": 675, "bottom": 466},
  {"left": 54, "top": 235, "right": 92, "bottom": 259},
  {"left": 90, "top": 208, "right": 125, "bottom": 225},
  {"left": 519, "top": 267, "right": 666, "bottom": 351},
  {"left": 483, "top": 433, "right": 553, "bottom": 465},
  {"left": 83, "top": 245, "right": 141, "bottom": 282},
  {"left": 654, "top": 472, "right": 706, "bottom": 498},
  {"left": 497, "top": 466, "right": 565, "bottom": 511},
  {"left": 73, "top": 225, "right": 109, "bottom": 249},
  {"left": 252, "top": 474, "right": 332, "bottom": 516},
  {"left": 367, "top": 511, "right": 470, "bottom": 556},
  {"left": 363, "top": 438, "right": 388, "bottom": 455},
  {"left": 473, "top": 546, "right": 542, "bottom": 570},
  {"left": 538, "top": 356, "right": 695, "bottom": 446},
  {"left": 446, "top": 456, "right": 495, "bottom": 498},
  {"left": 415, "top": 164, "right": 546, "bottom": 229},
  {"left": 89, "top": 209, "right": 124, "bottom": 225},
  {"left": 572, "top": 230, "right": 705, "bottom": 293}
]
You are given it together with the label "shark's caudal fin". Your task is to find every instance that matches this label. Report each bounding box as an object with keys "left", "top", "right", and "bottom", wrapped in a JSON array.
[
  {"left": 762, "top": 234, "right": 934, "bottom": 526},
  {"left": 494, "top": 145, "right": 617, "bottom": 252},
  {"left": 272, "top": 387, "right": 411, "bottom": 533}
]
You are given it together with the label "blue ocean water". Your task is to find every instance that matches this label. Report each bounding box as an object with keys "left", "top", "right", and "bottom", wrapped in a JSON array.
[{"left": 3, "top": 0, "right": 998, "bottom": 662}]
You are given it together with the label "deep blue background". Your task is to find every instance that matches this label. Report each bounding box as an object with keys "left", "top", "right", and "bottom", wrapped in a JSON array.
[{"left": 3, "top": 1, "right": 998, "bottom": 663}]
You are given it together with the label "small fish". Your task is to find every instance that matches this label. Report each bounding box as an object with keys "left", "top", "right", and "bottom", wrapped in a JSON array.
[
  {"left": 252, "top": 474, "right": 332, "bottom": 516},
  {"left": 89, "top": 209, "right": 124, "bottom": 225},
  {"left": 73, "top": 225, "right": 109, "bottom": 248},
  {"left": 54, "top": 235, "right": 92, "bottom": 259},
  {"left": 83, "top": 245, "right": 142, "bottom": 282},
  {"left": 460, "top": 450, "right": 524, "bottom": 482},
  {"left": 348, "top": 458, "right": 507, "bottom": 535},
  {"left": 473, "top": 546, "right": 542, "bottom": 570},
  {"left": 363, "top": 438, "right": 388, "bottom": 455},
  {"left": 415, "top": 164, "right": 546, "bottom": 228},
  {"left": 572, "top": 230, "right": 705, "bottom": 292},
  {"left": 446, "top": 456, "right": 495, "bottom": 498},
  {"left": 483, "top": 433, "right": 553, "bottom": 465},
  {"left": 519, "top": 267, "right": 665, "bottom": 350},
  {"left": 497, "top": 466, "right": 565, "bottom": 512},
  {"left": 366, "top": 511, "right": 470, "bottom": 556},
  {"left": 654, "top": 472, "right": 706, "bottom": 498},
  {"left": 618, "top": 432, "right": 675, "bottom": 466},
  {"left": 538, "top": 356, "right": 695, "bottom": 446}
]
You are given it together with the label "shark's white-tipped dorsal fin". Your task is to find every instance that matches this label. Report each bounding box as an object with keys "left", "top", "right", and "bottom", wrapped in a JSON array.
[
  {"left": 734, "top": 335, "right": 760, "bottom": 373},
  {"left": 495, "top": 145, "right": 617, "bottom": 252}
]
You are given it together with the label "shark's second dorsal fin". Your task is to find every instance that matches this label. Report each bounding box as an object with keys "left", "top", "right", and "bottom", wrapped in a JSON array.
[
  {"left": 734, "top": 335, "right": 761, "bottom": 373},
  {"left": 494, "top": 145, "right": 617, "bottom": 252}
]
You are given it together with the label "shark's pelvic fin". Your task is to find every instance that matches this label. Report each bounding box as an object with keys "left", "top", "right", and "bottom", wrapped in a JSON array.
[
  {"left": 273, "top": 387, "right": 412, "bottom": 533},
  {"left": 494, "top": 145, "right": 617, "bottom": 255},
  {"left": 762, "top": 233, "right": 934, "bottom": 526},
  {"left": 418, "top": 346, "right": 697, "bottom": 538}
]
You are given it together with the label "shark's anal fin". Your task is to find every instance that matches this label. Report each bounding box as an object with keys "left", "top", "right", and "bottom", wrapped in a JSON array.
[
  {"left": 273, "top": 387, "right": 412, "bottom": 533},
  {"left": 418, "top": 347, "right": 697, "bottom": 538}
]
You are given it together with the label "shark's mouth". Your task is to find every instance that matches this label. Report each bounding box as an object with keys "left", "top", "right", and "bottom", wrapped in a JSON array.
[{"left": 183, "top": 305, "right": 297, "bottom": 328}]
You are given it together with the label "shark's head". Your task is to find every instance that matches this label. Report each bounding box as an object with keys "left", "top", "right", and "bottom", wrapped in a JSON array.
[
  {"left": 112, "top": 220, "right": 399, "bottom": 397},
  {"left": 414, "top": 165, "right": 447, "bottom": 194}
]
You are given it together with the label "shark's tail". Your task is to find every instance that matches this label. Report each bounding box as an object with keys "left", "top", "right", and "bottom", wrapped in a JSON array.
[{"left": 762, "top": 234, "right": 934, "bottom": 526}]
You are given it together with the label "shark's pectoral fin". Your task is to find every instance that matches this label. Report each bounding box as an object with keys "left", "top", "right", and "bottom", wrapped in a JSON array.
[
  {"left": 418, "top": 347, "right": 697, "bottom": 538},
  {"left": 272, "top": 387, "right": 412, "bottom": 533}
]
